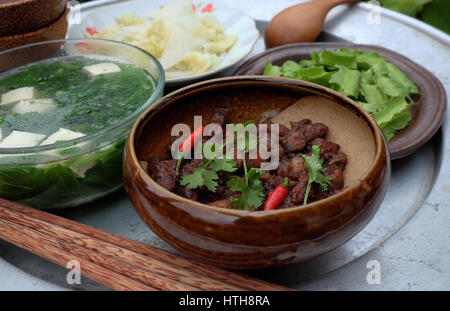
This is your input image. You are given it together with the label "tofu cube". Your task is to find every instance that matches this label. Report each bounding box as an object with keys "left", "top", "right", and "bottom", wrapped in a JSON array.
[
  {"left": 1, "top": 87, "right": 36, "bottom": 106},
  {"left": 0, "top": 130, "right": 46, "bottom": 148},
  {"left": 40, "top": 128, "right": 85, "bottom": 146},
  {"left": 83, "top": 63, "right": 121, "bottom": 77},
  {"left": 12, "top": 98, "right": 56, "bottom": 114}
]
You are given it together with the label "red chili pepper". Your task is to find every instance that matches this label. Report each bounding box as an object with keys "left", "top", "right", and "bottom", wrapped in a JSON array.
[
  {"left": 264, "top": 177, "right": 289, "bottom": 210},
  {"left": 201, "top": 3, "right": 213, "bottom": 13},
  {"left": 179, "top": 126, "right": 204, "bottom": 154},
  {"left": 176, "top": 126, "right": 204, "bottom": 175},
  {"left": 86, "top": 27, "right": 99, "bottom": 35}
]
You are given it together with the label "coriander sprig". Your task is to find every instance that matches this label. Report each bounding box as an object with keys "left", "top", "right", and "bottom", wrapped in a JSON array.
[
  {"left": 180, "top": 142, "right": 237, "bottom": 192},
  {"left": 299, "top": 145, "right": 333, "bottom": 205},
  {"left": 226, "top": 121, "right": 264, "bottom": 210}
]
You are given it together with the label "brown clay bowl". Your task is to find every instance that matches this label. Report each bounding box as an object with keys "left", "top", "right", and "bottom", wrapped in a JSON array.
[
  {"left": 0, "top": 5, "right": 69, "bottom": 51},
  {"left": 123, "top": 76, "right": 391, "bottom": 270},
  {"left": 0, "top": 0, "right": 67, "bottom": 37},
  {"left": 234, "top": 43, "right": 447, "bottom": 160}
]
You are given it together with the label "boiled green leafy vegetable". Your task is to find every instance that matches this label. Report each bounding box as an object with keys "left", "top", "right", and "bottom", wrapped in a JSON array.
[
  {"left": 263, "top": 48, "right": 420, "bottom": 140},
  {"left": 0, "top": 139, "right": 126, "bottom": 209}
]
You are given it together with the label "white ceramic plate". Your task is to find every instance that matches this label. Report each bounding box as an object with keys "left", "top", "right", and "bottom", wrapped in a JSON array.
[{"left": 67, "top": 0, "right": 259, "bottom": 86}]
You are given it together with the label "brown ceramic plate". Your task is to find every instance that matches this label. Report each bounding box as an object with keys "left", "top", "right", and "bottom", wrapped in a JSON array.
[
  {"left": 124, "top": 76, "right": 390, "bottom": 269},
  {"left": 0, "top": 0, "right": 67, "bottom": 37},
  {"left": 234, "top": 43, "right": 447, "bottom": 160},
  {"left": 0, "top": 6, "right": 69, "bottom": 52}
]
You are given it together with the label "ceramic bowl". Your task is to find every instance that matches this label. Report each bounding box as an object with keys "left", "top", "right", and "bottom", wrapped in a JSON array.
[
  {"left": 0, "top": 0, "right": 67, "bottom": 37},
  {"left": 0, "top": 6, "right": 69, "bottom": 51},
  {"left": 123, "top": 76, "right": 390, "bottom": 269}
]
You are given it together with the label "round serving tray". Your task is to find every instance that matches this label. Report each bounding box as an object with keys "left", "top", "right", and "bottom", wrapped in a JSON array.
[{"left": 0, "top": 1, "right": 448, "bottom": 290}]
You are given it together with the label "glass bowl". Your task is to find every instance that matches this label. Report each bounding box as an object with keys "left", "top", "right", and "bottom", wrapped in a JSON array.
[{"left": 0, "top": 39, "right": 165, "bottom": 209}]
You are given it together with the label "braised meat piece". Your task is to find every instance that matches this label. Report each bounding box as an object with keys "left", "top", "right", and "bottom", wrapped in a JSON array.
[
  {"left": 145, "top": 108, "right": 348, "bottom": 211},
  {"left": 147, "top": 158, "right": 177, "bottom": 191},
  {"left": 287, "top": 157, "right": 307, "bottom": 179},
  {"left": 210, "top": 108, "right": 229, "bottom": 128},
  {"left": 280, "top": 119, "right": 328, "bottom": 152},
  {"left": 289, "top": 174, "right": 310, "bottom": 205}
]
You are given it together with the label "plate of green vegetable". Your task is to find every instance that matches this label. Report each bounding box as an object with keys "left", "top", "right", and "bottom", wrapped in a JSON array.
[{"left": 233, "top": 43, "right": 447, "bottom": 159}]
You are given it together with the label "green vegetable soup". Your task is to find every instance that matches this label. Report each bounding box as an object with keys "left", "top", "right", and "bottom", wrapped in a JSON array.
[
  {"left": 0, "top": 57, "right": 155, "bottom": 136},
  {"left": 0, "top": 56, "right": 157, "bottom": 209}
]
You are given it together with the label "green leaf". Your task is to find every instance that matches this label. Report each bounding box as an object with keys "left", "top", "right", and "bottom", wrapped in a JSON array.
[
  {"left": 422, "top": 0, "right": 450, "bottom": 34},
  {"left": 319, "top": 50, "right": 358, "bottom": 69},
  {"left": 296, "top": 66, "right": 332, "bottom": 86},
  {"left": 263, "top": 61, "right": 282, "bottom": 77},
  {"left": 373, "top": 96, "right": 412, "bottom": 127},
  {"left": 360, "top": 84, "right": 386, "bottom": 112},
  {"left": 0, "top": 166, "right": 49, "bottom": 200},
  {"left": 180, "top": 140, "right": 237, "bottom": 192},
  {"left": 329, "top": 65, "right": 361, "bottom": 98},
  {"left": 201, "top": 169, "right": 219, "bottom": 192},
  {"left": 180, "top": 166, "right": 207, "bottom": 189},
  {"left": 379, "top": 0, "right": 433, "bottom": 17},
  {"left": 227, "top": 168, "right": 264, "bottom": 210},
  {"left": 299, "top": 145, "right": 333, "bottom": 205},
  {"left": 375, "top": 76, "right": 406, "bottom": 98},
  {"left": 281, "top": 60, "right": 302, "bottom": 78},
  {"left": 355, "top": 50, "right": 386, "bottom": 70},
  {"left": 209, "top": 158, "right": 237, "bottom": 173},
  {"left": 385, "top": 63, "right": 420, "bottom": 94},
  {"left": 380, "top": 111, "right": 412, "bottom": 140}
]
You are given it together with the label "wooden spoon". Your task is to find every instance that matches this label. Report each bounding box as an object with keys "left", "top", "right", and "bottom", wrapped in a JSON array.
[{"left": 265, "top": 0, "right": 360, "bottom": 48}]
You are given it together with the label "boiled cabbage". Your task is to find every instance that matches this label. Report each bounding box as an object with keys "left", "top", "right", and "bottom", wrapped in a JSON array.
[{"left": 86, "top": 0, "right": 238, "bottom": 75}]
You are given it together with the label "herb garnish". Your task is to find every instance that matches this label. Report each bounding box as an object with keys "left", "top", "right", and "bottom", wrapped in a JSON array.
[
  {"left": 180, "top": 143, "right": 237, "bottom": 192},
  {"left": 227, "top": 168, "right": 265, "bottom": 210},
  {"left": 299, "top": 145, "right": 333, "bottom": 205},
  {"left": 226, "top": 121, "right": 264, "bottom": 210}
]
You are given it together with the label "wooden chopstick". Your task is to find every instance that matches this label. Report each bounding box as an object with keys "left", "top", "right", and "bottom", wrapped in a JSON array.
[{"left": 0, "top": 198, "right": 290, "bottom": 291}]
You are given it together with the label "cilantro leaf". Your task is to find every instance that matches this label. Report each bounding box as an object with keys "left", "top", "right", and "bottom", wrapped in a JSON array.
[
  {"left": 180, "top": 165, "right": 219, "bottom": 192},
  {"left": 299, "top": 145, "right": 333, "bottom": 205},
  {"left": 209, "top": 158, "right": 237, "bottom": 172},
  {"left": 227, "top": 168, "right": 265, "bottom": 210},
  {"left": 180, "top": 166, "right": 205, "bottom": 189},
  {"left": 180, "top": 142, "right": 237, "bottom": 192},
  {"left": 201, "top": 169, "right": 219, "bottom": 192}
]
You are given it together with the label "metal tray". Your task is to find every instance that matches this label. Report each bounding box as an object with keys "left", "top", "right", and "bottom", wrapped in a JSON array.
[{"left": 0, "top": 1, "right": 448, "bottom": 290}]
